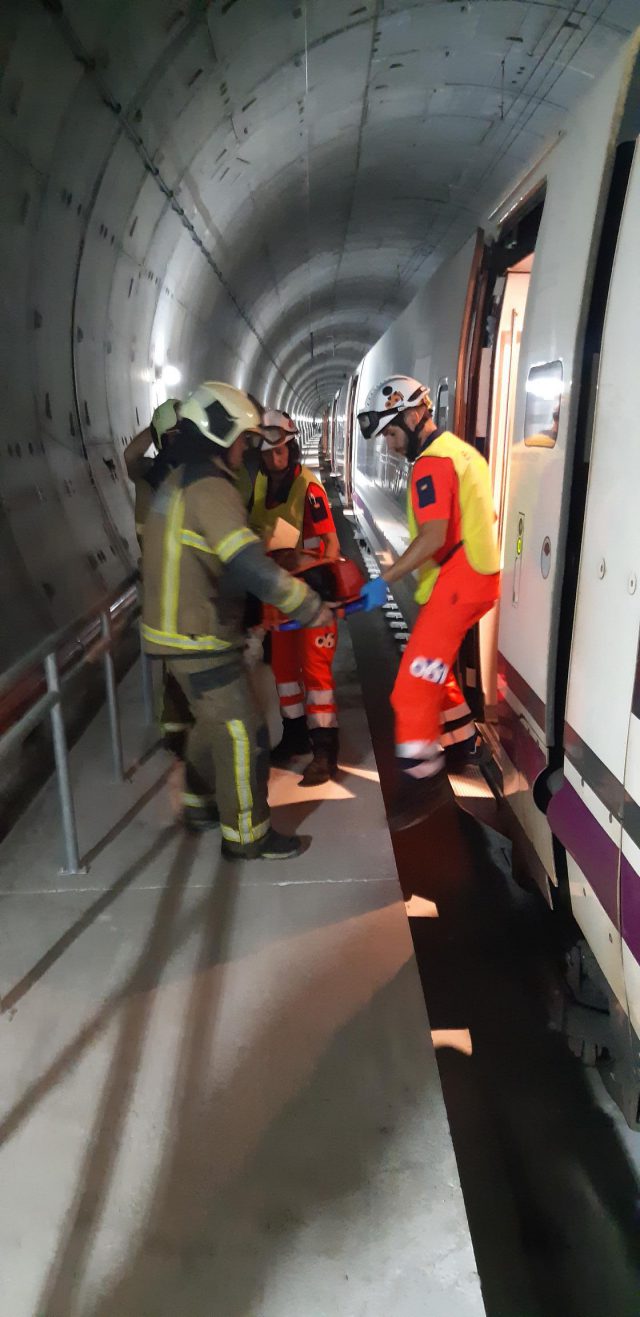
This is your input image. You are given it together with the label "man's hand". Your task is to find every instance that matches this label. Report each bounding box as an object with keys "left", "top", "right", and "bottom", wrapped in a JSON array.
[
  {"left": 312, "top": 602, "right": 334, "bottom": 629},
  {"left": 359, "top": 577, "right": 388, "bottom": 611}
]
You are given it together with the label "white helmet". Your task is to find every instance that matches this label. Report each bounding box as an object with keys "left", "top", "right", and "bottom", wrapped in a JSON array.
[
  {"left": 357, "top": 375, "right": 433, "bottom": 441},
  {"left": 260, "top": 409, "right": 299, "bottom": 451},
  {"left": 178, "top": 382, "right": 262, "bottom": 448}
]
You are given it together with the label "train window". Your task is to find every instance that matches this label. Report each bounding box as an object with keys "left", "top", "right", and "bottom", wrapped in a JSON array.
[
  {"left": 524, "top": 360, "right": 562, "bottom": 447},
  {"left": 435, "top": 379, "right": 449, "bottom": 429}
]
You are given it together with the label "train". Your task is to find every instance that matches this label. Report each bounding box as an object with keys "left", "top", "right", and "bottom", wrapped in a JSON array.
[{"left": 324, "top": 30, "right": 640, "bottom": 1128}]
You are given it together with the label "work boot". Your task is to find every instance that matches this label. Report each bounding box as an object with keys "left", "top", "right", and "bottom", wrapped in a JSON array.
[
  {"left": 299, "top": 728, "right": 339, "bottom": 787},
  {"left": 183, "top": 801, "right": 220, "bottom": 833},
  {"left": 221, "top": 827, "right": 303, "bottom": 861},
  {"left": 387, "top": 768, "right": 453, "bottom": 832},
  {"left": 270, "top": 715, "right": 310, "bottom": 766},
  {"left": 444, "top": 731, "right": 492, "bottom": 774}
]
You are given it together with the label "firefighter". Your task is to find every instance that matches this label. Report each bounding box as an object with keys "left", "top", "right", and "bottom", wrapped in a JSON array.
[
  {"left": 124, "top": 399, "right": 191, "bottom": 758},
  {"left": 357, "top": 375, "right": 500, "bottom": 831},
  {"left": 250, "top": 410, "right": 341, "bottom": 786},
  {"left": 141, "top": 381, "right": 331, "bottom": 860},
  {"left": 124, "top": 398, "right": 182, "bottom": 551}
]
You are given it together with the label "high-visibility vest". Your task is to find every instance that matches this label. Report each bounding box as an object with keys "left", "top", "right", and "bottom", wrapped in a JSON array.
[
  {"left": 250, "top": 466, "right": 317, "bottom": 547},
  {"left": 407, "top": 430, "right": 499, "bottom": 605}
]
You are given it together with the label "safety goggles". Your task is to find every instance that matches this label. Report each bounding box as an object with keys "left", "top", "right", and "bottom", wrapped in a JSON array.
[
  {"left": 357, "top": 406, "right": 402, "bottom": 440},
  {"left": 259, "top": 427, "right": 295, "bottom": 451}
]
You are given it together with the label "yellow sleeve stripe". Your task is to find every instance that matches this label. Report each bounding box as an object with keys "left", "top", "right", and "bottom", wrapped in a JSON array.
[
  {"left": 180, "top": 529, "right": 216, "bottom": 554},
  {"left": 279, "top": 576, "right": 307, "bottom": 613},
  {"left": 215, "top": 526, "right": 258, "bottom": 563}
]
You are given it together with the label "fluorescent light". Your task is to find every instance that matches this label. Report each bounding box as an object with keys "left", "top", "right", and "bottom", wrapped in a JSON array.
[{"left": 160, "top": 363, "right": 182, "bottom": 387}]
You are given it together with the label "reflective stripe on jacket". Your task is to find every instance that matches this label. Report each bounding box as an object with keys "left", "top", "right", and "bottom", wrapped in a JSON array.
[{"left": 141, "top": 459, "right": 259, "bottom": 658}]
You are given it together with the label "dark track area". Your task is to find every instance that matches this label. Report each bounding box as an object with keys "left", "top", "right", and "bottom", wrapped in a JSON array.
[{"left": 334, "top": 490, "right": 640, "bottom": 1317}]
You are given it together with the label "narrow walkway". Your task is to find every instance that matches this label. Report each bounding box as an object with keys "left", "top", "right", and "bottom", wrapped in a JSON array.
[{"left": 0, "top": 634, "right": 484, "bottom": 1316}]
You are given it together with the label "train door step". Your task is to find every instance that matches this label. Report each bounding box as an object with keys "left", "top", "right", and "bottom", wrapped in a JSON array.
[{"left": 449, "top": 764, "right": 504, "bottom": 830}]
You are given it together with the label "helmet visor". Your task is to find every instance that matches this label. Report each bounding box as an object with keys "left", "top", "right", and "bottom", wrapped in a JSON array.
[
  {"left": 260, "top": 427, "right": 293, "bottom": 451},
  {"left": 357, "top": 406, "right": 401, "bottom": 440}
]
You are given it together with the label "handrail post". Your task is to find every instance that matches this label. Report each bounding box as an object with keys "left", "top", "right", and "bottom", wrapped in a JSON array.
[
  {"left": 44, "top": 652, "right": 86, "bottom": 876},
  {"left": 138, "top": 620, "right": 154, "bottom": 726},
  {"left": 100, "top": 611, "right": 125, "bottom": 781}
]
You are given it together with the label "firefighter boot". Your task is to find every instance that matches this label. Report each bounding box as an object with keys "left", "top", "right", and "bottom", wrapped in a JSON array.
[
  {"left": 222, "top": 828, "right": 303, "bottom": 861},
  {"left": 183, "top": 801, "right": 221, "bottom": 833},
  {"left": 387, "top": 767, "right": 453, "bottom": 832},
  {"left": 270, "top": 715, "right": 310, "bottom": 766},
  {"left": 299, "top": 728, "right": 339, "bottom": 787}
]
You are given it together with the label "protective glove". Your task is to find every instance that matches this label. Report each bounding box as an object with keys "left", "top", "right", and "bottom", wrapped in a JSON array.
[{"left": 359, "top": 576, "right": 388, "bottom": 612}]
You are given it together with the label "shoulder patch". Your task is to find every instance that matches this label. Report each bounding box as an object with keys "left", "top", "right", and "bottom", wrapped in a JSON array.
[
  {"left": 309, "top": 490, "right": 328, "bottom": 523},
  {"left": 416, "top": 473, "right": 436, "bottom": 508}
]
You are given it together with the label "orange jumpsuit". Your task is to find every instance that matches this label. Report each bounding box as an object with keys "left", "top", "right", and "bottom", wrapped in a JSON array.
[
  {"left": 252, "top": 470, "right": 339, "bottom": 730},
  {"left": 392, "top": 433, "right": 500, "bottom": 778}
]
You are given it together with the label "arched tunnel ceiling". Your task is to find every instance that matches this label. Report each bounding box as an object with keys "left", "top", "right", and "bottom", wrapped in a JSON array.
[
  {"left": 5, "top": 0, "right": 638, "bottom": 421},
  {"left": 1, "top": 0, "right": 638, "bottom": 659}
]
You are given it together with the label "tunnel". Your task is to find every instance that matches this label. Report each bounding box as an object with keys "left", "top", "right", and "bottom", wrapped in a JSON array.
[{"left": 2, "top": 0, "right": 636, "bottom": 668}]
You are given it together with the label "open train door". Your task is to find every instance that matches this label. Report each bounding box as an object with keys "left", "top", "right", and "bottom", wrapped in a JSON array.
[
  {"left": 343, "top": 372, "right": 359, "bottom": 507},
  {"left": 455, "top": 207, "right": 542, "bottom": 723}
]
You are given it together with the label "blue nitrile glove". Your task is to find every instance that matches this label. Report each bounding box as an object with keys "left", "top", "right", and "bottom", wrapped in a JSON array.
[{"left": 359, "top": 576, "right": 388, "bottom": 611}]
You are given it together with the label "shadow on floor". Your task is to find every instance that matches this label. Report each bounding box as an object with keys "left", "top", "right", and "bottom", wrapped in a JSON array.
[
  {"left": 78, "top": 964, "right": 442, "bottom": 1317},
  {"left": 1, "top": 821, "right": 178, "bottom": 1014},
  {"left": 28, "top": 851, "right": 440, "bottom": 1317}
]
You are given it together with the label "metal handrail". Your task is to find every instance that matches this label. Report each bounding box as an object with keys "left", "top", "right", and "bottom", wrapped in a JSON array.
[
  {"left": 0, "top": 571, "right": 150, "bottom": 877},
  {"left": 0, "top": 571, "right": 139, "bottom": 698}
]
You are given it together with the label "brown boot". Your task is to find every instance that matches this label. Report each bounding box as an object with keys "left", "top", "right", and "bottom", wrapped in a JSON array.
[{"left": 270, "top": 716, "right": 310, "bottom": 766}]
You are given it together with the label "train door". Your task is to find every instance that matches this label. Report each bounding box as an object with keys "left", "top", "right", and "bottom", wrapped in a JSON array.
[
  {"left": 546, "top": 140, "right": 640, "bottom": 1119},
  {"left": 320, "top": 410, "right": 329, "bottom": 464},
  {"left": 497, "top": 36, "right": 640, "bottom": 756},
  {"left": 479, "top": 254, "right": 533, "bottom": 717},
  {"left": 457, "top": 202, "right": 542, "bottom": 724},
  {"left": 328, "top": 391, "right": 339, "bottom": 470},
  {"left": 343, "top": 373, "right": 359, "bottom": 507}
]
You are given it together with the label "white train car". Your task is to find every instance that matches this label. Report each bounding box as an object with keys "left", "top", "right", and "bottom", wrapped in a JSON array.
[{"left": 334, "top": 31, "right": 640, "bottom": 1126}]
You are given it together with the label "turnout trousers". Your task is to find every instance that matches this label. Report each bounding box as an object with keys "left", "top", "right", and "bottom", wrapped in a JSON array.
[
  {"left": 391, "top": 553, "right": 500, "bottom": 778},
  {"left": 167, "top": 656, "right": 270, "bottom": 852}
]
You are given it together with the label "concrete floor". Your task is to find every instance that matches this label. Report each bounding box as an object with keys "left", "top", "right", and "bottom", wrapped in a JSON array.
[{"left": 0, "top": 635, "right": 485, "bottom": 1316}]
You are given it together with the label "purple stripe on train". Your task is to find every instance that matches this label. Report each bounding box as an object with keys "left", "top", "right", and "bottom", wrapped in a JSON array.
[
  {"left": 497, "top": 699, "right": 546, "bottom": 788},
  {"left": 548, "top": 781, "right": 640, "bottom": 966},
  {"left": 621, "top": 854, "right": 640, "bottom": 967},
  {"left": 547, "top": 780, "right": 619, "bottom": 929}
]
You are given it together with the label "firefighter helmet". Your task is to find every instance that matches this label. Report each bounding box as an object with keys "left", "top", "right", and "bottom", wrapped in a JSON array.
[
  {"left": 260, "top": 409, "right": 299, "bottom": 450},
  {"left": 178, "top": 382, "right": 262, "bottom": 448},
  {"left": 357, "top": 375, "right": 433, "bottom": 441}
]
